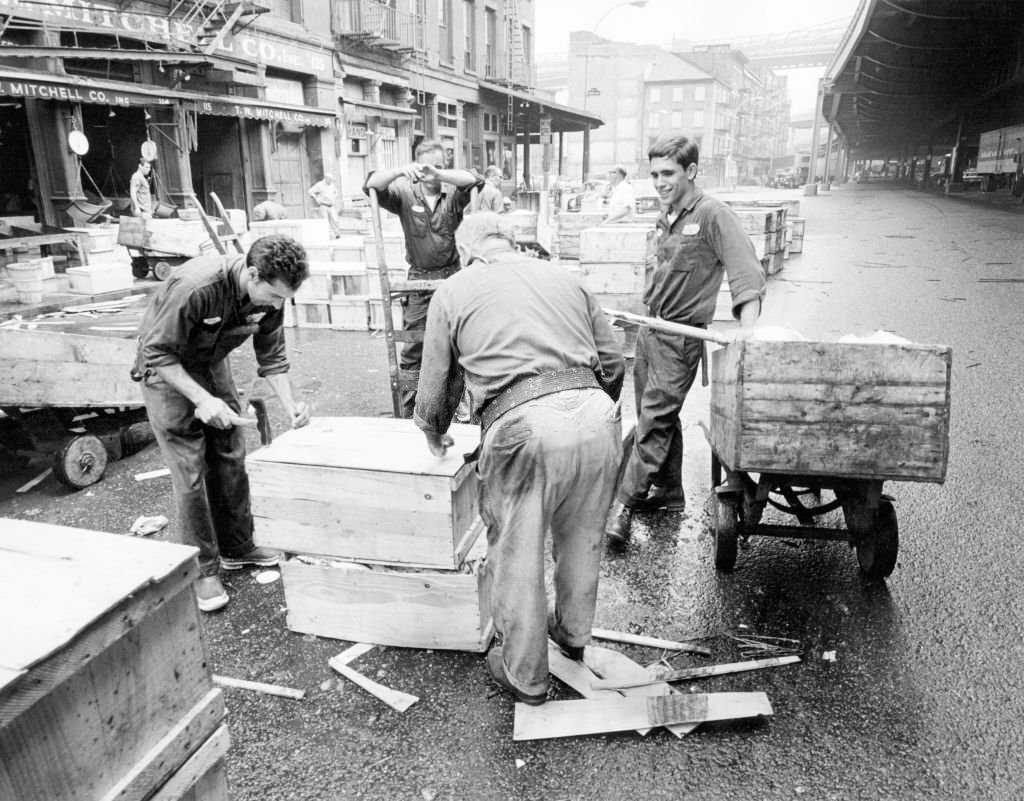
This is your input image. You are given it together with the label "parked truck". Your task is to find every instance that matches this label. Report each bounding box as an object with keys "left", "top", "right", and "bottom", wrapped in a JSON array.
[{"left": 973, "top": 123, "right": 1024, "bottom": 192}]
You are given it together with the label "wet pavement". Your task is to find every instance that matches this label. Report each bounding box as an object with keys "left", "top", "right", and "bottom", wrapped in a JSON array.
[{"left": 3, "top": 180, "right": 1024, "bottom": 800}]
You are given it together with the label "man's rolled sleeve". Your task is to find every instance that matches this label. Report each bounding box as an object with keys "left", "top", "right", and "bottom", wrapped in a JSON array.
[
  {"left": 253, "top": 308, "right": 289, "bottom": 377},
  {"left": 587, "top": 292, "right": 626, "bottom": 401},
  {"left": 413, "top": 288, "right": 461, "bottom": 435},
  {"left": 363, "top": 171, "right": 404, "bottom": 214},
  {"left": 710, "top": 208, "right": 767, "bottom": 319}
]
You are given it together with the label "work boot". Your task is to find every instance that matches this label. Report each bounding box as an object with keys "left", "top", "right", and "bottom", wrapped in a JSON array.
[
  {"left": 486, "top": 646, "right": 547, "bottom": 705},
  {"left": 219, "top": 545, "right": 282, "bottom": 571},
  {"left": 634, "top": 484, "right": 686, "bottom": 513},
  {"left": 195, "top": 575, "right": 229, "bottom": 613},
  {"left": 547, "top": 611, "right": 585, "bottom": 661},
  {"left": 605, "top": 500, "right": 633, "bottom": 550}
]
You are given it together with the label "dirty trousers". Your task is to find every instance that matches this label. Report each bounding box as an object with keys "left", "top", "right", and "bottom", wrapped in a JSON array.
[
  {"left": 618, "top": 326, "right": 703, "bottom": 505},
  {"left": 141, "top": 359, "right": 255, "bottom": 576},
  {"left": 478, "top": 388, "right": 621, "bottom": 696},
  {"left": 399, "top": 292, "right": 431, "bottom": 417}
]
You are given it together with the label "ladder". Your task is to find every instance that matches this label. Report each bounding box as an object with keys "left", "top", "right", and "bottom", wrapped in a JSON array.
[
  {"left": 193, "top": 192, "right": 245, "bottom": 256},
  {"left": 368, "top": 188, "right": 443, "bottom": 418}
]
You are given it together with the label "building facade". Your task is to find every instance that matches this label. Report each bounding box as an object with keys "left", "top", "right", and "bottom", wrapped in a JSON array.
[{"left": 0, "top": 0, "right": 598, "bottom": 228}]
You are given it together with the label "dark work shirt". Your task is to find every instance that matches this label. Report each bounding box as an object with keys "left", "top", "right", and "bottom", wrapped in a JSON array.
[
  {"left": 644, "top": 189, "right": 766, "bottom": 324},
  {"left": 364, "top": 174, "right": 480, "bottom": 278},
  {"left": 137, "top": 254, "right": 289, "bottom": 378},
  {"left": 413, "top": 252, "right": 625, "bottom": 436}
]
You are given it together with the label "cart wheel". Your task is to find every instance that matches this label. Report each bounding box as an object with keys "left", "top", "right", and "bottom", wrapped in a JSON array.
[
  {"left": 52, "top": 434, "right": 108, "bottom": 490},
  {"left": 713, "top": 494, "right": 740, "bottom": 572},
  {"left": 856, "top": 499, "right": 899, "bottom": 579},
  {"left": 152, "top": 260, "right": 175, "bottom": 281},
  {"left": 131, "top": 256, "right": 150, "bottom": 279}
]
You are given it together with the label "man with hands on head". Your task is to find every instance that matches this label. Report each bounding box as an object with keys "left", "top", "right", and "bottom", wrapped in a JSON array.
[
  {"left": 135, "top": 234, "right": 311, "bottom": 612},
  {"left": 364, "top": 140, "right": 482, "bottom": 417}
]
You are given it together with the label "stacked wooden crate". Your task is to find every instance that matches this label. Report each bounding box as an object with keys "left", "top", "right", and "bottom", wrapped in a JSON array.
[
  {"left": 787, "top": 217, "right": 806, "bottom": 254},
  {"left": 247, "top": 417, "right": 493, "bottom": 652},
  {"left": 0, "top": 519, "right": 228, "bottom": 801},
  {"left": 66, "top": 223, "right": 134, "bottom": 293},
  {"left": 555, "top": 211, "right": 606, "bottom": 260},
  {"left": 730, "top": 206, "right": 787, "bottom": 276}
]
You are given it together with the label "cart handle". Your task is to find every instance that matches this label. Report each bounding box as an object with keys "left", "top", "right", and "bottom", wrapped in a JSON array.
[{"left": 602, "top": 308, "right": 732, "bottom": 346}]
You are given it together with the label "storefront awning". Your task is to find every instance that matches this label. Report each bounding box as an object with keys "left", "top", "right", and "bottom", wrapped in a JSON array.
[
  {"left": 477, "top": 80, "right": 603, "bottom": 134},
  {"left": 182, "top": 93, "right": 336, "bottom": 128},
  {"left": 0, "top": 45, "right": 257, "bottom": 73},
  {"left": 0, "top": 68, "right": 177, "bottom": 108},
  {"left": 341, "top": 97, "right": 418, "bottom": 119}
]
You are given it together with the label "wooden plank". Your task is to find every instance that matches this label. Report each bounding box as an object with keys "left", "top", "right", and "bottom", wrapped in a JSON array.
[
  {"left": 578, "top": 225, "right": 652, "bottom": 262},
  {"left": 328, "top": 658, "right": 419, "bottom": 712},
  {"left": 583, "top": 645, "right": 694, "bottom": 739},
  {"left": 176, "top": 761, "right": 227, "bottom": 801},
  {"left": 212, "top": 675, "right": 305, "bottom": 700},
  {"left": 592, "top": 655, "right": 802, "bottom": 690},
  {"left": 332, "top": 643, "right": 375, "bottom": 666},
  {"left": 591, "top": 627, "right": 712, "bottom": 656},
  {"left": 148, "top": 726, "right": 230, "bottom": 801},
  {"left": 280, "top": 557, "right": 493, "bottom": 652},
  {"left": 98, "top": 688, "right": 225, "bottom": 801},
  {"left": 577, "top": 261, "right": 645, "bottom": 294},
  {"left": 512, "top": 692, "right": 773, "bottom": 741},
  {"left": 546, "top": 644, "right": 654, "bottom": 737}
]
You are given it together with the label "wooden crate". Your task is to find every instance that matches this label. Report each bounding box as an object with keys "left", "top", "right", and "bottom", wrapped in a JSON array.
[
  {"left": 248, "top": 417, "right": 482, "bottom": 569},
  {"left": 328, "top": 296, "right": 369, "bottom": 331},
  {"left": 369, "top": 297, "right": 404, "bottom": 330},
  {"left": 294, "top": 264, "right": 333, "bottom": 302},
  {"left": 282, "top": 298, "right": 296, "bottom": 328},
  {"left": 294, "top": 301, "right": 332, "bottom": 329},
  {"left": 0, "top": 519, "right": 228, "bottom": 801},
  {"left": 576, "top": 261, "right": 644, "bottom": 294},
  {"left": 710, "top": 340, "right": 952, "bottom": 482},
  {"left": 364, "top": 234, "right": 407, "bottom": 269},
  {"left": 731, "top": 208, "right": 776, "bottom": 236},
  {"left": 367, "top": 266, "right": 409, "bottom": 299},
  {"left": 578, "top": 224, "right": 652, "bottom": 263},
  {"left": 331, "top": 235, "right": 366, "bottom": 262},
  {"left": 556, "top": 212, "right": 606, "bottom": 260},
  {"left": 280, "top": 525, "right": 493, "bottom": 652},
  {"left": 329, "top": 263, "right": 370, "bottom": 296}
]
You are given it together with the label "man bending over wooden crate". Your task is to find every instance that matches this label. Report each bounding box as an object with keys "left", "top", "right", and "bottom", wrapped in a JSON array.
[
  {"left": 134, "top": 234, "right": 311, "bottom": 612},
  {"left": 413, "top": 212, "right": 625, "bottom": 705}
]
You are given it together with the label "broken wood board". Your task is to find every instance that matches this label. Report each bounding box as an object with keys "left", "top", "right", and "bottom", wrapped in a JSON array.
[
  {"left": 591, "top": 654, "right": 802, "bottom": 690},
  {"left": 592, "top": 627, "right": 711, "bottom": 656},
  {"left": 332, "top": 642, "right": 375, "bottom": 667},
  {"left": 248, "top": 417, "right": 480, "bottom": 569},
  {"left": 584, "top": 645, "right": 694, "bottom": 739},
  {"left": 328, "top": 656, "right": 418, "bottom": 712},
  {"left": 710, "top": 340, "right": 952, "bottom": 482},
  {"left": 512, "top": 692, "right": 773, "bottom": 741},
  {"left": 0, "top": 328, "right": 142, "bottom": 407},
  {"left": 212, "top": 675, "right": 305, "bottom": 700}
]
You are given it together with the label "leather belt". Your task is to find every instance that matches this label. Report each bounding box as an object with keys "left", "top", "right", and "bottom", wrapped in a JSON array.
[{"left": 480, "top": 367, "right": 601, "bottom": 434}]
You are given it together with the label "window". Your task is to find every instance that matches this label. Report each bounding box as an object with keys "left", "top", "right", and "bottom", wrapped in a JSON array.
[
  {"left": 521, "top": 25, "right": 532, "bottom": 69},
  {"left": 672, "top": 86, "right": 683, "bottom": 102},
  {"left": 693, "top": 110, "right": 704, "bottom": 128},
  {"left": 266, "top": 0, "right": 300, "bottom": 23},
  {"left": 649, "top": 87, "right": 661, "bottom": 103},
  {"left": 671, "top": 111, "right": 683, "bottom": 128},
  {"left": 464, "top": 1, "right": 477, "bottom": 72},
  {"left": 483, "top": 112, "right": 499, "bottom": 133},
  {"left": 648, "top": 112, "right": 660, "bottom": 129},
  {"left": 694, "top": 85, "right": 705, "bottom": 102},
  {"left": 438, "top": 102, "right": 459, "bottom": 129},
  {"left": 485, "top": 7, "right": 497, "bottom": 78},
  {"left": 440, "top": 0, "right": 453, "bottom": 63}
]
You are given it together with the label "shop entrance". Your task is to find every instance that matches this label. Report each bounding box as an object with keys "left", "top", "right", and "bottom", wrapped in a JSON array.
[
  {"left": 270, "top": 128, "right": 311, "bottom": 219},
  {"left": 190, "top": 115, "right": 245, "bottom": 214},
  {"left": 0, "top": 103, "right": 37, "bottom": 219},
  {"left": 79, "top": 104, "right": 148, "bottom": 216}
]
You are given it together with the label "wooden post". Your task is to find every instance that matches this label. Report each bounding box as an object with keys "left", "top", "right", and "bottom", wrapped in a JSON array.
[
  {"left": 582, "top": 124, "right": 591, "bottom": 182},
  {"left": 823, "top": 122, "right": 834, "bottom": 187},
  {"left": 558, "top": 131, "right": 564, "bottom": 176},
  {"left": 947, "top": 114, "right": 965, "bottom": 194},
  {"left": 808, "top": 79, "right": 824, "bottom": 185}
]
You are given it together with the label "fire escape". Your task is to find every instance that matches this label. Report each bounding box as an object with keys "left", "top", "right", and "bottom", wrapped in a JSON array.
[
  {"left": 334, "top": 0, "right": 421, "bottom": 56},
  {"left": 167, "top": 1, "right": 268, "bottom": 56}
]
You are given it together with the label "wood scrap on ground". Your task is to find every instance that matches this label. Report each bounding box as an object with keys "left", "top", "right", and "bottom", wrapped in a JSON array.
[
  {"left": 592, "top": 627, "right": 711, "bottom": 656},
  {"left": 332, "top": 642, "right": 376, "bottom": 667},
  {"left": 212, "top": 675, "right": 305, "bottom": 700},
  {"left": 15, "top": 468, "right": 51, "bottom": 493},
  {"left": 512, "top": 692, "right": 773, "bottom": 741},
  {"left": 591, "top": 654, "right": 802, "bottom": 690},
  {"left": 328, "top": 654, "right": 418, "bottom": 712}
]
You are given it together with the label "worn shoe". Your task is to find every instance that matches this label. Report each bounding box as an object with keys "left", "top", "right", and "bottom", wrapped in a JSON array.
[
  {"left": 605, "top": 500, "right": 633, "bottom": 549},
  {"left": 219, "top": 545, "right": 282, "bottom": 571},
  {"left": 195, "top": 575, "right": 229, "bottom": 613},
  {"left": 634, "top": 484, "right": 686, "bottom": 513},
  {"left": 486, "top": 646, "right": 547, "bottom": 705},
  {"left": 547, "top": 612, "right": 585, "bottom": 661}
]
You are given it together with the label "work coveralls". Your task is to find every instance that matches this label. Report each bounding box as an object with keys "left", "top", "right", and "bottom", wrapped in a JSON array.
[
  {"left": 365, "top": 175, "right": 479, "bottom": 417},
  {"left": 136, "top": 255, "right": 290, "bottom": 576},
  {"left": 415, "top": 252, "right": 625, "bottom": 697},
  {"left": 617, "top": 190, "right": 766, "bottom": 506}
]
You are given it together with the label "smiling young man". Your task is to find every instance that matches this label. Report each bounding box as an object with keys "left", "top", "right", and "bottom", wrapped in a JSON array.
[
  {"left": 364, "top": 140, "right": 482, "bottom": 416},
  {"left": 605, "top": 135, "right": 766, "bottom": 549},
  {"left": 135, "top": 234, "right": 311, "bottom": 611}
]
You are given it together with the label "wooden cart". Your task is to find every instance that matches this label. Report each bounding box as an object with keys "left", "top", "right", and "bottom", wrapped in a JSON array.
[
  {"left": 117, "top": 216, "right": 209, "bottom": 280},
  {"left": 708, "top": 338, "right": 952, "bottom": 578}
]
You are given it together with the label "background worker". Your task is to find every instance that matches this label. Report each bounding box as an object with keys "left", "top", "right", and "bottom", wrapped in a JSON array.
[
  {"left": 363, "top": 139, "right": 481, "bottom": 417},
  {"left": 474, "top": 165, "right": 505, "bottom": 213},
  {"left": 603, "top": 164, "right": 635, "bottom": 224},
  {"left": 605, "top": 135, "right": 766, "bottom": 548},
  {"left": 135, "top": 234, "right": 311, "bottom": 612},
  {"left": 413, "top": 212, "right": 625, "bottom": 705},
  {"left": 130, "top": 158, "right": 154, "bottom": 218},
  {"left": 308, "top": 174, "right": 342, "bottom": 237}
]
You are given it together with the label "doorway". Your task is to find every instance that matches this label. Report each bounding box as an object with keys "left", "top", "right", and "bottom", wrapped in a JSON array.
[
  {"left": 0, "top": 103, "right": 37, "bottom": 219},
  {"left": 270, "top": 127, "right": 311, "bottom": 219},
  {"left": 191, "top": 115, "right": 245, "bottom": 214}
]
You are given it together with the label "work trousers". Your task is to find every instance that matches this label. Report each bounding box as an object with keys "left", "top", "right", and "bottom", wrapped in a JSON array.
[
  {"left": 618, "top": 326, "right": 704, "bottom": 506},
  {"left": 141, "top": 359, "right": 255, "bottom": 577},
  {"left": 478, "top": 388, "right": 621, "bottom": 696},
  {"left": 399, "top": 291, "right": 432, "bottom": 417}
]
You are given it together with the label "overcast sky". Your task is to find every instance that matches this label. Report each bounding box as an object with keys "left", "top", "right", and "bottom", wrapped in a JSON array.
[{"left": 535, "top": 0, "right": 863, "bottom": 115}]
